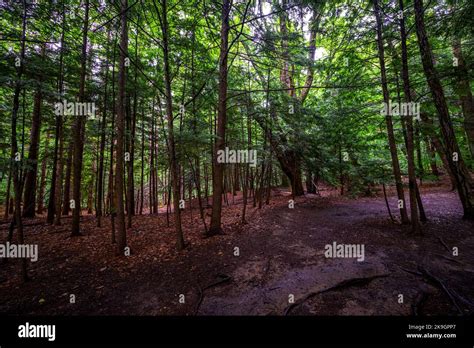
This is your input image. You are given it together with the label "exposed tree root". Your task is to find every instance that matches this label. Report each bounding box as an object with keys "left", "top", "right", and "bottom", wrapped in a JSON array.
[
  {"left": 401, "top": 265, "right": 466, "bottom": 314},
  {"left": 284, "top": 273, "right": 390, "bottom": 316},
  {"left": 437, "top": 237, "right": 451, "bottom": 252},
  {"left": 432, "top": 252, "right": 463, "bottom": 265},
  {"left": 412, "top": 291, "right": 429, "bottom": 316},
  {"left": 194, "top": 273, "right": 232, "bottom": 315},
  {"left": 417, "top": 266, "right": 464, "bottom": 315},
  {"left": 400, "top": 266, "right": 423, "bottom": 277}
]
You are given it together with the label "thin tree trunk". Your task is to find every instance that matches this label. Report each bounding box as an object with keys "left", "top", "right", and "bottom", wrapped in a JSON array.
[
  {"left": 115, "top": 0, "right": 128, "bottom": 254},
  {"left": 22, "top": 45, "right": 45, "bottom": 218},
  {"left": 97, "top": 31, "right": 112, "bottom": 227},
  {"left": 127, "top": 28, "right": 138, "bottom": 228},
  {"left": 52, "top": 2, "right": 66, "bottom": 225},
  {"left": 383, "top": 182, "right": 395, "bottom": 223},
  {"left": 36, "top": 133, "right": 50, "bottom": 214},
  {"left": 209, "top": 0, "right": 231, "bottom": 236},
  {"left": 71, "top": 0, "right": 89, "bottom": 235},
  {"left": 108, "top": 39, "right": 117, "bottom": 244},
  {"left": 10, "top": 0, "right": 28, "bottom": 281},
  {"left": 373, "top": 0, "right": 409, "bottom": 224},
  {"left": 62, "top": 139, "right": 73, "bottom": 215},
  {"left": 242, "top": 95, "right": 251, "bottom": 224},
  {"left": 399, "top": 0, "right": 421, "bottom": 233},
  {"left": 139, "top": 103, "right": 145, "bottom": 215},
  {"left": 157, "top": 0, "right": 185, "bottom": 249}
]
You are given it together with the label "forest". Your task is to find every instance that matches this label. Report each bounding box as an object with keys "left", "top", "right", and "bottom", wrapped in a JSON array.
[{"left": 0, "top": 0, "right": 473, "bottom": 317}]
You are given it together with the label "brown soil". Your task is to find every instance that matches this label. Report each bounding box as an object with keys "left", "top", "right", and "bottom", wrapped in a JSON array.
[{"left": 0, "top": 185, "right": 473, "bottom": 316}]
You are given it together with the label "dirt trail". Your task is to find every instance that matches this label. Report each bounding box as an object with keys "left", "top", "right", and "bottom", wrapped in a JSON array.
[
  {"left": 197, "top": 190, "right": 474, "bottom": 315},
  {"left": 1, "top": 188, "right": 473, "bottom": 316}
]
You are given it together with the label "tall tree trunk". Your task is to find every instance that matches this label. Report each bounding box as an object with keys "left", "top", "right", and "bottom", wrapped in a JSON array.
[
  {"left": 158, "top": 0, "right": 185, "bottom": 249},
  {"left": 71, "top": 0, "right": 89, "bottom": 235},
  {"left": 209, "top": 0, "right": 231, "bottom": 236},
  {"left": 189, "top": 28, "right": 206, "bottom": 233},
  {"left": 399, "top": 0, "right": 421, "bottom": 233},
  {"left": 149, "top": 114, "right": 154, "bottom": 215},
  {"left": 47, "top": 4, "right": 66, "bottom": 223},
  {"left": 108, "top": 88, "right": 116, "bottom": 243},
  {"left": 10, "top": 0, "right": 28, "bottom": 281},
  {"left": 139, "top": 104, "right": 145, "bottom": 215},
  {"left": 22, "top": 45, "right": 45, "bottom": 218},
  {"left": 115, "top": 0, "right": 128, "bottom": 254},
  {"left": 127, "top": 29, "right": 138, "bottom": 228},
  {"left": 279, "top": 0, "right": 294, "bottom": 97},
  {"left": 373, "top": 0, "right": 409, "bottom": 224},
  {"left": 414, "top": 0, "right": 474, "bottom": 219},
  {"left": 242, "top": 96, "right": 251, "bottom": 224},
  {"left": 51, "top": 2, "right": 66, "bottom": 225},
  {"left": 97, "top": 31, "right": 112, "bottom": 227}
]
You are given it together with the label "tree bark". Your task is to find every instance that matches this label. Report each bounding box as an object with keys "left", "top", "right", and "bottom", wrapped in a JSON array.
[
  {"left": 46, "top": 1, "right": 66, "bottom": 225},
  {"left": 158, "top": 0, "right": 185, "bottom": 249},
  {"left": 36, "top": 133, "right": 50, "bottom": 214},
  {"left": 209, "top": 0, "right": 231, "bottom": 236},
  {"left": 414, "top": 0, "right": 474, "bottom": 219},
  {"left": 115, "top": 0, "right": 128, "bottom": 254},
  {"left": 10, "top": 0, "right": 28, "bottom": 281},
  {"left": 71, "top": 0, "right": 89, "bottom": 235},
  {"left": 96, "top": 31, "right": 112, "bottom": 227},
  {"left": 399, "top": 0, "right": 421, "bottom": 233},
  {"left": 4, "top": 168, "right": 12, "bottom": 220},
  {"left": 373, "top": 0, "right": 409, "bottom": 224},
  {"left": 50, "top": 1, "right": 66, "bottom": 225},
  {"left": 139, "top": 104, "right": 145, "bottom": 215},
  {"left": 22, "top": 45, "right": 45, "bottom": 218},
  {"left": 62, "top": 140, "right": 73, "bottom": 215},
  {"left": 127, "top": 29, "right": 139, "bottom": 228}
]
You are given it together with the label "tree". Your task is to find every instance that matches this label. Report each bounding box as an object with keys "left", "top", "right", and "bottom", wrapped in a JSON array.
[
  {"left": 398, "top": 0, "right": 421, "bottom": 233},
  {"left": 157, "top": 0, "right": 185, "bottom": 248},
  {"left": 22, "top": 44, "right": 45, "bottom": 218},
  {"left": 373, "top": 0, "right": 409, "bottom": 224},
  {"left": 10, "top": 0, "right": 29, "bottom": 281},
  {"left": 209, "top": 0, "right": 232, "bottom": 236},
  {"left": 115, "top": 0, "right": 129, "bottom": 254},
  {"left": 49, "top": 0, "right": 66, "bottom": 225},
  {"left": 414, "top": 0, "right": 474, "bottom": 219},
  {"left": 71, "top": 0, "right": 90, "bottom": 236}
]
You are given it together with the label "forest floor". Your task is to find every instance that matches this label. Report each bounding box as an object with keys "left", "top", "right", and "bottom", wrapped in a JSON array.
[{"left": 1, "top": 183, "right": 473, "bottom": 316}]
